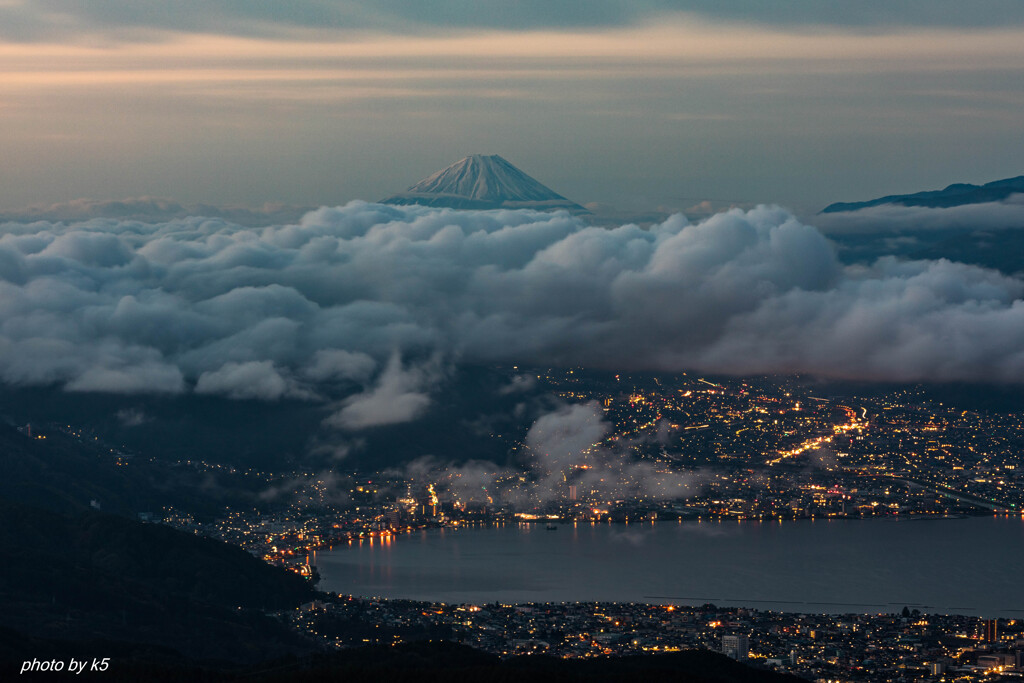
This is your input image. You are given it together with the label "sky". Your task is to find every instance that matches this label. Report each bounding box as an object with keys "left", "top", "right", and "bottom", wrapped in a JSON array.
[
  {"left": 2, "top": 2, "right": 1024, "bottom": 215},
  {"left": 3, "top": 1, "right": 1024, "bottom": 427}
]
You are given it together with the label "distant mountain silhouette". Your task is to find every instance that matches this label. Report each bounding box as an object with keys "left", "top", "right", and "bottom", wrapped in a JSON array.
[
  {"left": 822, "top": 175, "right": 1024, "bottom": 213},
  {"left": 381, "top": 154, "right": 589, "bottom": 214}
]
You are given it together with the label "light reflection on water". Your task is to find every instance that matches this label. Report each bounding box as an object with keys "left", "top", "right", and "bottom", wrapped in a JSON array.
[{"left": 313, "top": 516, "right": 1024, "bottom": 617}]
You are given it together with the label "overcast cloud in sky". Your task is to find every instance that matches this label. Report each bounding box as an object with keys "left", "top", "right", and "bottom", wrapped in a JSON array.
[{"left": 1, "top": 2, "right": 1024, "bottom": 214}]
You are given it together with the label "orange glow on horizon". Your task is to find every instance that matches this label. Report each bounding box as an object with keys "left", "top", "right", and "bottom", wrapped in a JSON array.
[{"left": 3, "top": 23, "right": 1024, "bottom": 95}]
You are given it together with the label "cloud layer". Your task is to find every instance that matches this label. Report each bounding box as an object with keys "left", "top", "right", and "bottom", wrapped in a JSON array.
[
  {"left": 0, "top": 198, "right": 311, "bottom": 228},
  {"left": 1, "top": 202, "right": 1024, "bottom": 419},
  {"left": 4, "top": 1, "right": 1024, "bottom": 41},
  {"left": 3, "top": 1, "right": 1021, "bottom": 43},
  {"left": 815, "top": 195, "right": 1024, "bottom": 234}
]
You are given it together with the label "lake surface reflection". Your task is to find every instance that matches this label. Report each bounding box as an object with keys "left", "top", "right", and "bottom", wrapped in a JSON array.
[{"left": 313, "top": 516, "right": 1024, "bottom": 617}]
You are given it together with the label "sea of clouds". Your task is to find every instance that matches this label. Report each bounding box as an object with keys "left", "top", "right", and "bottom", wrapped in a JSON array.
[{"left": 2, "top": 201, "right": 1024, "bottom": 436}]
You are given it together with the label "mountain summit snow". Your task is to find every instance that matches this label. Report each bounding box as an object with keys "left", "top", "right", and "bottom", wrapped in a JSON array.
[{"left": 381, "top": 154, "right": 589, "bottom": 214}]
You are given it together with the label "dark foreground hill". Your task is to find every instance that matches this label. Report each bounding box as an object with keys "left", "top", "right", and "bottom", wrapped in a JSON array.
[
  {"left": 0, "top": 498, "right": 315, "bottom": 664},
  {"left": 256, "top": 642, "right": 806, "bottom": 683},
  {"left": 2, "top": 639, "right": 804, "bottom": 683}
]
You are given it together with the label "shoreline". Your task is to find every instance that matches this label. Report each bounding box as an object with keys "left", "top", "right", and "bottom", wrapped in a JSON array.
[{"left": 310, "top": 515, "right": 1024, "bottom": 619}]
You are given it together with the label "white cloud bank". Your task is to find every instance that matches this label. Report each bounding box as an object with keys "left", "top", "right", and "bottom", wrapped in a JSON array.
[
  {"left": 1, "top": 201, "right": 1023, "bottom": 419},
  {"left": 815, "top": 195, "right": 1024, "bottom": 234}
]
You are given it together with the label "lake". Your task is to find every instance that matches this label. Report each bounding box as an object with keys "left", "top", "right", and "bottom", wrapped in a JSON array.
[{"left": 313, "top": 516, "right": 1024, "bottom": 617}]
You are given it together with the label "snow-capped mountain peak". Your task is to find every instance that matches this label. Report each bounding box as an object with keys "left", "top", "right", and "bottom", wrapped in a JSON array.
[{"left": 381, "top": 155, "right": 589, "bottom": 214}]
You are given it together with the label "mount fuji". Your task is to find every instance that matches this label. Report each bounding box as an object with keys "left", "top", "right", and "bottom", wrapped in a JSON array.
[{"left": 381, "top": 154, "right": 590, "bottom": 214}]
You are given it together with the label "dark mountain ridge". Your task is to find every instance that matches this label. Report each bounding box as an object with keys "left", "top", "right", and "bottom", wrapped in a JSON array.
[
  {"left": 822, "top": 175, "right": 1024, "bottom": 212},
  {"left": 0, "top": 497, "right": 315, "bottom": 663}
]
